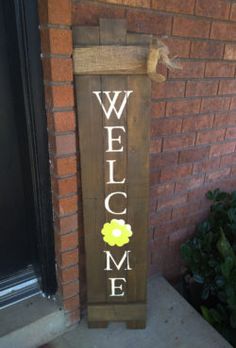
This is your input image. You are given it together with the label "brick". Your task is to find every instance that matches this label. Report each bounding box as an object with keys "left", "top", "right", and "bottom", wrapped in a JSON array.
[
  {"left": 150, "top": 170, "right": 161, "bottom": 185},
  {"left": 205, "top": 62, "right": 235, "bottom": 78},
  {"left": 201, "top": 97, "right": 231, "bottom": 113},
  {"left": 152, "top": 183, "right": 175, "bottom": 196},
  {"left": 60, "top": 280, "right": 79, "bottom": 299},
  {"left": 220, "top": 153, "right": 236, "bottom": 168},
  {"left": 213, "top": 112, "right": 234, "bottom": 127},
  {"left": 211, "top": 22, "right": 236, "bottom": 41},
  {"left": 45, "top": 85, "right": 74, "bottom": 109},
  {"left": 157, "top": 194, "right": 187, "bottom": 209},
  {"left": 162, "top": 38, "right": 190, "bottom": 58},
  {"left": 231, "top": 167, "right": 236, "bottom": 176},
  {"left": 151, "top": 101, "right": 166, "bottom": 118},
  {"left": 188, "top": 185, "right": 211, "bottom": 201},
  {"left": 53, "top": 156, "right": 77, "bottom": 177},
  {"left": 175, "top": 175, "right": 205, "bottom": 193},
  {"left": 179, "top": 147, "right": 210, "bottom": 163},
  {"left": 169, "top": 61, "right": 205, "bottom": 79},
  {"left": 127, "top": 10, "right": 172, "bottom": 35},
  {"left": 160, "top": 163, "right": 192, "bottom": 182},
  {"left": 195, "top": 0, "right": 230, "bottom": 20},
  {"left": 163, "top": 133, "right": 195, "bottom": 151},
  {"left": 59, "top": 249, "right": 79, "bottom": 268},
  {"left": 193, "top": 157, "right": 220, "bottom": 173},
  {"left": 206, "top": 168, "right": 231, "bottom": 182},
  {"left": 47, "top": 111, "right": 76, "bottom": 133},
  {"left": 52, "top": 134, "right": 76, "bottom": 156},
  {"left": 190, "top": 41, "right": 224, "bottom": 59},
  {"left": 196, "top": 129, "right": 225, "bottom": 145},
  {"left": 172, "top": 202, "right": 200, "bottom": 220},
  {"left": 72, "top": 3, "right": 125, "bottom": 25},
  {"left": 230, "top": 96, "right": 236, "bottom": 110},
  {"left": 166, "top": 99, "right": 201, "bottom": 117},
  {"left": 97, "top": 0, "right": 150, "bottom": 7},
  {"left": 186, "top": 80, "right": 218, "bottom": 97},
  {"left": 213, "top": 113, "right": 228, "bottom": 128},
  {"left": 230, "top": 3, "right": 236, "bottom": 20},
  {"left": 150, "top": 152, "right": 178, "bottom": 168},
  {"left": 39, "top": 0, "right": 71, "bottom": 25},
  {"left": 172, "top": 17, "right": 211, "bottom": 39},
  {"left": 150, "top": 138, "right": 162, "bottom": 153},
  {"left": 182, "top": 114, "right": 213, "bottom": 132},
  {"left": 58, "top": 265, "right": 79, "bottom": 283},
  {"left": 150, "top": 208, "right": 172, "bottom": 226},
  {"left": 42, "top": 58, "right": 73, "bottom": 82},
  {"left": 152, "top": 81, "right": 185, "bottom": 99},
  {"left": 228, "top": 112, "right": 236, "bottom": 125},
  {"left": 54, "top": 176, "right": 77, "bottom": 196},
  {"left": 56, "top": 195, "right": 78, "bottom": 215},
  {"left": 151, "top": 0, "right": 195, "bottom": 14},
  {"left": 224, "top": 45, "right": 236, "bottom": 61},
  {"left": 219, "top": 80, "right": 236, "bottom": 95},
  {"left": 226, "top": 127, "right": 236, "bottom": 139},
  {"left": 55, "top": 214, "right": 79, "bottom": 234},
  {"left": 40, "top": 28, "right": 72, "bottom": 56},
  {"left": 151, "top": 118, "right": 182, "bottom": 136},
  {"left": 210, "top": 142, "right": 235, "bottom": 157},
  {"left": 63, "top": 294, "right": 79, "bottom": 312},
  {"left": 57, "top": 231, "right": 79, "bottom": 252}
]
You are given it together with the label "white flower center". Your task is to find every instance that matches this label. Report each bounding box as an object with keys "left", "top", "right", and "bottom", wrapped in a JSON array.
[{"left": 112, "top": 229, "right": 122, "bottom": 237}]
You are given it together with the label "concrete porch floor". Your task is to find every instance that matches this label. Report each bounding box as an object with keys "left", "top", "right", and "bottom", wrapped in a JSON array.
[{"left": 45, "top": 276, "right": 232, "bottom": 348}]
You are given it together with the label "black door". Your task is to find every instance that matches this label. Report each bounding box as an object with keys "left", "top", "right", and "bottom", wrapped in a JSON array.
[
  {"left": 0, "top": 2, "right": 37, "bottom": 277},
  {"left": 0, "top": 0, "right": 57, "bottom": 299}
]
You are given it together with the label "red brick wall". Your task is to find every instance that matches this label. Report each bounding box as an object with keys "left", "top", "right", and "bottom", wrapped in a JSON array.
[
  {"left": 37, "top": 0, "right": 236, "bottom": 326},
  {"left": 72, "top": 0, "right": 236, "bottom": 280},
  {"left": 38, "top": 0, "right": 80, "bottom": 326}
]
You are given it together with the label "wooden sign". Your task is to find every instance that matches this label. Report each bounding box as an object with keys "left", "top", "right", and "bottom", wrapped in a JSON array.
[{"left": 73, "top": 19, "right": 156, "bottom": 329}]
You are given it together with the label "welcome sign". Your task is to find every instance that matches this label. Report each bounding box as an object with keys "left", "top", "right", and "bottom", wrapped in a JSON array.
[{"left": 73, "top": 19, "right": 152, "bottom": 328}]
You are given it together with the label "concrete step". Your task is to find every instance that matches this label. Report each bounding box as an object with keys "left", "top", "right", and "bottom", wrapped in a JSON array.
[
  {"left": 48, "top": 276, "right": 232, "bottom": 348},
  {"left": 0, "top": 294, "right": 66, "bottom": 348}
]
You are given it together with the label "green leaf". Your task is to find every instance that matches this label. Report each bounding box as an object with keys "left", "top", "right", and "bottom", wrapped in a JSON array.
[
  {"left": 201, "top": 306, "right": 213, "bottom": 324},
  {"left": 217, "top": 229, "right": 235, "bottom": 261},
  {"left": 201, "top": 286, "right": 210, "bottom": 300},
  {"left": 221, "top": 256, "right": 235, "bottom": 279},
  {"left": 180, "top": 244, "right": 192, "bottom": 261},
  {"left": 193, "top": 273, "right": 204, "bottom": 284},
  {"left": 215, "top": 276, "right": 225, "bottom": 288},
  {"left": 209, "top": 308, "right": 223, "bottom": 324},
  {"left": 230, "top": 311, "right": 236, "bottom": 328}
]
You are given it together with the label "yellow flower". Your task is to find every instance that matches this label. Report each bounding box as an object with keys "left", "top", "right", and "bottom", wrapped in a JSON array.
[{"left": 101, "top": 219, "right": 133, "bottom": 247}]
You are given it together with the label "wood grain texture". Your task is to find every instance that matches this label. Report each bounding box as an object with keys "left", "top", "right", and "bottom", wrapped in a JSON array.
[
  {"left": 73, "top": 19, "right": 150, "bottom": 328},
  {"left": 88, "top": 303, "right": 146, "bottom": 321},
  {"left": 100, "top": 18, "right": 128, "bottom": 306}
]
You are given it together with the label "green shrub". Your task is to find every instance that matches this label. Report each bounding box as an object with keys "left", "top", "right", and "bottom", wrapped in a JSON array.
[{"left": 181, "top": 189, "right": 236, "bottom": 344}]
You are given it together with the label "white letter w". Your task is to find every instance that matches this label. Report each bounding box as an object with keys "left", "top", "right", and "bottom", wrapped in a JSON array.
[{"left": 93, "top": 90, "right": 133, "bottom": 120}]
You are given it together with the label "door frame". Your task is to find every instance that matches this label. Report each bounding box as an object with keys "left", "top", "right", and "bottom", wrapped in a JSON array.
[{"left": 5, "top": 0, "right": 57, "bottom": 295}]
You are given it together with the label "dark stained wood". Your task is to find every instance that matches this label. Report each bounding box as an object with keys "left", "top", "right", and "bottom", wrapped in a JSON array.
[
  {"left": 88, "top": 303, "right": 146, "bottom": 321},
  {"left": 100, "top": 18, "right": 128, "bottom": 305},
  {"left": 126, "top": 75, "right": 151, "bottom": 328},
  {"left": 73, "top": 28, "right": 107, "bottom": 308},
  {"left": 73, "top": 19, "right": 151, "bottom": 328}
]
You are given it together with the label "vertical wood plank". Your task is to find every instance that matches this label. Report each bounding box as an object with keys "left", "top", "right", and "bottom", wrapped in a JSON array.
[
  {"left": 99, "top": 18, "right": 128, "bottom": 304},
  {"left": 73, "top": 19, "right": 151, "bottom": 328},
  {"left": 126, "top": 75, "right": 151, "bottom": 328},
  {"left": 73, "top": 28, "right": 108, "bottom": 314}
]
